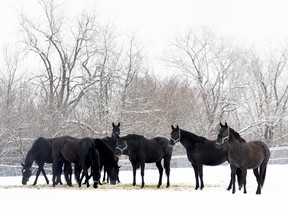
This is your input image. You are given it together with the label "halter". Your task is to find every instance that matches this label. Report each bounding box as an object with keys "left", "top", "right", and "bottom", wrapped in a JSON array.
[
  {"left": 221, "top": 127, "right": 230, "bottom": 144},
  {"left": 171, "top": 129, "right": 181, "bottom": 144},
  {"left": 116, "top": 140, "right": 128, "bottom": 154},
  {"left": 112, "top": 132, "right": 120, "bottom": 138}
]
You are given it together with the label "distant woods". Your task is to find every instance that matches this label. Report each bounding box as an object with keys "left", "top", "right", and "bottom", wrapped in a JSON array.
[{"left": 1, "top": 0, "right": 288, "bottom": 164}]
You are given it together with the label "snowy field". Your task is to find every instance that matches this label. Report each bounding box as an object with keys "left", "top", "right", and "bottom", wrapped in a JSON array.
[{"left": 0, "top": 164, "right": 287, "bottom": 216}]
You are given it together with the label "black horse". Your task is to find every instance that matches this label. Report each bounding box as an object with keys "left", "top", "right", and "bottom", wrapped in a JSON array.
[
  {"left": 101, "top": 122, "right": 121, "bottom": 183},
  {"left": 170, "top": 125, "right": 242, "bottom": 190},
  {"left": 116, "top": 134, "right": 173, "bottom": 188},
  {"left": 216, "top": 122, "right": 270, "bottom": 194},
  {"left": 21, "top": 137, "right": 71, "bottom": 185},
  {"left": 52, "top": 136, "right": 101, "bottom": 188},
  {"left": 75, "top": 138, "right": 120, "bottom": 185},
  {"left": 111, "top": 122, "right": 120, "bottom": 138}
]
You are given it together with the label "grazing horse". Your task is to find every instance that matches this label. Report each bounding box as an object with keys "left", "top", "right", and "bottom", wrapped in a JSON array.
[
  {"left": 170, "top": 125, "right": 242, "bottom": 190},
  {"left": 216, "top": 122, "right": 270, "bottom": 194},
  {"left": 52, "top": 136, "right": 101, "bottom": 188},
  {"left": 21, "top": 137, "right": 71, "bottom": 186},
  {"left": 75, "top": 138, "right": 120, "bottom": 185},
  {"left": 116, "top": 134, "right": 173, "bottom": 188}
]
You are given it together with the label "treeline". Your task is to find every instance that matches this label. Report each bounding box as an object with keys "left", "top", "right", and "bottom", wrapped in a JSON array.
[{"left": 1, "top": 0, "right": 288, "bottom": 164}]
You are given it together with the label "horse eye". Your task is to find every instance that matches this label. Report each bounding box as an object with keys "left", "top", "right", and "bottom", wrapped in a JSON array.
[{"left": 22, "top": 169, "right": 26, "bottom": 172}]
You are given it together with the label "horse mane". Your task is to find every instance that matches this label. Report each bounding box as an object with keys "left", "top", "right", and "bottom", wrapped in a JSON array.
[
  {"left": 23, "top": 149, "right": 35, "bottom": 168},
  {"left": 180, "top": 128, "right": 208, "bottom": 143},
  {"left": 229, "top": 127, "right": 246, "bottom": 142}
]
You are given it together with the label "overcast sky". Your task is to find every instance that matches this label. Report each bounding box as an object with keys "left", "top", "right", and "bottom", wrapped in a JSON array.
[{"left": 1, "top": 0, "right": 288, "bottom": 75}]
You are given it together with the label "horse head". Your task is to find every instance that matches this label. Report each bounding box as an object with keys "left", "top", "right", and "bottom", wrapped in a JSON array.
[
  {"left": 112, "top": 122, "right": 120, "bottom": 139},
  {"left": 170, "top": 125, "right": 181, "bottom": 146},
  {"left": 216, "top": 122, "right": 230, "bottom": 145},
  {"left": 21, "top": 162, "right": 32, "bottom": 185},
  {"left": 107, "top": 164, "right": 121, "bottom": 185}
]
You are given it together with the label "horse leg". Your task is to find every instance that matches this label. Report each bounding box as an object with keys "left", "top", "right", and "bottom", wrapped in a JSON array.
[
  {"left": 83, "top": 166, "right": 90, "bottom": 188},
  {"left": 102, "top": 165, "right": 107, "bottom": 183},
  {"left": 198, "top": 164, "right": 204, "bottom": 190},
  {"left": 192, "top": 163, "right": 199, "bottom": 190},
  {"left": 52, "top": 159, "right": 60, "bottom": 187},
  {"left": 64, "top": 161, "right": 72, "bottom": 186},
  {"left": 52, "top": 143, "right": 62, "bottom": 187},
  {"left": 132, "top": 164, "right": 137, "bottom": 186},
  {"left": 155, "top": 160, "right": 163, "bottom": 188},
  {"left": 230, "top": 166, "right": 237, "bottom": 194},
  {"left": 227, "top": 175, "right": 232, "bottom": 191},
  {"left": 227, "top": 168, "right": 242, "bottom": 191},
  {"left": 40, "top": 166, "right": 50, "bottom": 185},
  {"left": 164, "top": 155, "right": 171, "bottom": 188},
  {"left": 32, "top": 168, "right": 41, "bottom": 186},
  {"left": 74, "top": 164, "right": 80, "bottom": 186},
  {"left": 242, "top": 169, "right": 247, "bottom": 194},
  {"left": 140, "top": 162, "right": 145, "bottom": 188}
]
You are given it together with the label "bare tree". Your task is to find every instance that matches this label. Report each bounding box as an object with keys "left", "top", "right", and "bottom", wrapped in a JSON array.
[
  {"left": 165, "top": 27, "right": 239, "bottom": 136},
  {"left": 244, "top": 45, "right": 288, "bottom": 145},
  {"left": 20, "top": 0, "right": 99, "bottom": 114},
  {"left": 0, "top": 47, "right": 35, "bottom": 163}
]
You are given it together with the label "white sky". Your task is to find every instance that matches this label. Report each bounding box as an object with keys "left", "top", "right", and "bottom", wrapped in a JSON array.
[{"left": 1, "top": 0, "right": 288, "bottom": 74}]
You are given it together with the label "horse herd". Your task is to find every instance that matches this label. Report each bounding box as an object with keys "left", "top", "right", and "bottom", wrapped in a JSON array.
[{"left": 21, "top": 122, "right": 270, "bottom": 194}]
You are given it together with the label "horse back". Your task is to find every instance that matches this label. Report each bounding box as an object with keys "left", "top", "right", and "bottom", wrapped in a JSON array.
[
  {"left": 142, "top": 136, "right": 171, "bottom": 163},
  {"left": 185, "top": 139, "right": 228, "bottom": 166},
  {"left": 30, "top": 137, "right": 56, "bottom": 163},
  {"left": 60, "top": 136, "right": 95, "bottom": 163},
  {"left": 245, "top": 141, "right": 270, "bottom": 167}
]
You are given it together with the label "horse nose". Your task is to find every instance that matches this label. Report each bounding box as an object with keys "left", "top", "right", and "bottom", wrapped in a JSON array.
[
  {"left": 110, "top": 180, "right": 117, "bottom": 185},
  {"left": 115, "top": 148, "right": 122, "bottom": 156}
]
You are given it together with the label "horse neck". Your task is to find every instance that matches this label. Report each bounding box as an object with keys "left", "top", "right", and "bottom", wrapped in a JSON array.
[
  {"left": 228, "top": 133, "right": 243, "bottom": 152},
  {"left": 180, "top": 129, "right": 196, "bottom": 149},
  {"left": 24, "top": 150, "right": 34, "bottom": 168}
]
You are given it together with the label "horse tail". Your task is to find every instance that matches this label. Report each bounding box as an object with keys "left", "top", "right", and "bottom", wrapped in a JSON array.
[
  {"left": 236, "top": 168, "right": 243, "bottom": 190},
  {"left": 261, "top": 145, "right": 270, "bottom": 188},
  {"left": 261, "top": 166, "right": 267, "bottom": 188}
]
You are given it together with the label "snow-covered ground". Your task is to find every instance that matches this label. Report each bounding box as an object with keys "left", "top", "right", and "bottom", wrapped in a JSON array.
[{"left": 0, "top": 164, "right": 286, "bottom": 216}]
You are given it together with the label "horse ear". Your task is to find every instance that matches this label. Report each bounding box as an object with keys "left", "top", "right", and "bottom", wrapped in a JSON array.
[
  {"left": 220, "top": 122, "right": 223, "bottom": 127},
  {"left": 112, "top": 122, "right": 115, "bottom": 127},
  {"left": 176, "top": 125, "right": 179, "bottom": 130},
  {"left": 117, "top": 122, "right": 120, "bottom": 127},
  {"left": 225, "top": 122, "right": 228, "bottom": 127},
  {"left": 171, "top": 125, "right": 174, "bottom": 129},
  {"left": 21, "top": 162, "right": 24, "bottom": 167}
]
